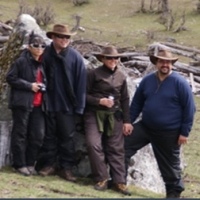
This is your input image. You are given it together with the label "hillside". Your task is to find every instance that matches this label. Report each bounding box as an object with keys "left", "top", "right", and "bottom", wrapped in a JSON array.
[{"left": 1, "top": 0, "right": 200, "bottom": 50}]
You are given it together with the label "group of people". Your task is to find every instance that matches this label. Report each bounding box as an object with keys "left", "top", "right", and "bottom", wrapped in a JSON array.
[{"left": 6, "top": 23, "right": 196, "bottom": 198}]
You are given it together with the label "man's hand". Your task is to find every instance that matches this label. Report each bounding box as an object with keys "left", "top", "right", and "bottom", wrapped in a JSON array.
[
  {"left": 123, "top": 123, "right": 133, "bottom": 136},
  {"left": 178, "top": 135, "right": 188, "bottom": 145}
]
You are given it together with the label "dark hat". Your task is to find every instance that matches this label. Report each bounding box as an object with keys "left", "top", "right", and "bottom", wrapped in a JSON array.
[
  {"left": 28, "top": 31, "right": 45, "bottom": 44},
  {"left": 46, "top": 24, "right": 76, "bottom": 39},
  {"left": 150, "top": 49, "right": 178, "bottom": 65},
  {"left": 93, "top": 45, "right": 122, "bottom": 62}
]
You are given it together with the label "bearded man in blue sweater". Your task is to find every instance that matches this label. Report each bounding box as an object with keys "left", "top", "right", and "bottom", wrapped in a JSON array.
[{"left": 125, "top": 49, "right": 196, "bottom": 198}]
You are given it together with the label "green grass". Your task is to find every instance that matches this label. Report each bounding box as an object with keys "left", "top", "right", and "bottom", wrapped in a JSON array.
[
  {"left": 0, "top": 166, "right": 163, "bottom": 198},
  {"left": 1, "top": 0, "right": 200, "bottom": 50}
]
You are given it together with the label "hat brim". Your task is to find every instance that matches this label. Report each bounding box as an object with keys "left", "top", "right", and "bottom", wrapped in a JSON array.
[
  {"left": 92, "top": 52, "right": 123, "bottom": 62},
  {"left": 150, "top": 55, "right": 178, "bottom": 65},
  {"left": 46, "top": 31, "right": 77, "bottom": 39}
]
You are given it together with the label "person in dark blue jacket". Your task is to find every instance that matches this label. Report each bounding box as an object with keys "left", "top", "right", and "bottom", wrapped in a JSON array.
[
  {"left": 6, "top": 32, "right": 46, "bottom": 176},
  {"left": 35, "top": 24, "right": 87, "bottom": 182},
  {"left": 125, "top": 49, "right": 196, "bottom": 198}
]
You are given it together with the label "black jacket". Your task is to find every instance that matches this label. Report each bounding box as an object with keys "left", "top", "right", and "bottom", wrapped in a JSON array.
[
  {"left": 6, "top": 50, "right": 46, "bottom": 111},
  {"left": 43, "top": 43, "right": 86, "bottom": 114}
]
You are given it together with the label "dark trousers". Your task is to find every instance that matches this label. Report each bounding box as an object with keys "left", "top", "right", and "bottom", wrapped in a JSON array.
[
  {"left": 125, "top": 121, "right": 184, "bottom": 195},
  {"left": 84, "top": 111, "right": 126, "bottom": 184},
  {"left": 35, "top": 112, "right": 76, "bottom": 170},
  {"left": 11, "top": 107, "right": 45, "bottom": 168}
]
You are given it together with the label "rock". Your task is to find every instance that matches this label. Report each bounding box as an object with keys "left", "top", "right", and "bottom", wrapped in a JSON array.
[
  {"left": 127, "top": 144, "right": 165, "bottom": 194},
  {"left": 0, "top": 121, "right": 12, "bottom": 168}
]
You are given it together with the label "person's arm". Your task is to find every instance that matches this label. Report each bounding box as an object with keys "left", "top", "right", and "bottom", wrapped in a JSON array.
[
  {"left": 74, "top": 55, "right": 87, "bottom": 114},
  {"left": 120, "top": 79, "right": 130, "bottom": 123},
  {"left": 86, "top": 69, "right": 101, "bottom": 106},
  {"left": 6, "top": 59, "right": 33, "bottom": 91},
  {"left": 178, "top": 78, "right": 196, "bottom": 137}
]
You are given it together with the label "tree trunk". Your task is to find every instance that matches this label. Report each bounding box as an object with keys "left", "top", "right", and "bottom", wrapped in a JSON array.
[
  {"left": 161, "top": 0, "right": 169, "bottom": 14},
  {"left": 140, "top": 0, "right": 145, "bottom": 12}
]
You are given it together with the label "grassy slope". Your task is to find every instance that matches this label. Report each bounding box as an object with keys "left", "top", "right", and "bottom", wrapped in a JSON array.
[
  {"left": 1, "top": 0, "right": 200, "bottom": 50},
  {"left": 1, "top": 0, "right": 200, "bottom": 198},
  {"left": 0, "top": 167, "right": 163, "bottom": 198}
]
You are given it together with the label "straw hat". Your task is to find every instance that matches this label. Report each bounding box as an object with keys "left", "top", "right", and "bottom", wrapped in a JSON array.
[
  {"left": 46, "top": 24, "right": 76, "bottom": 39},
  {"left": 150, "top": 49, "right": 178, "bottom": 65}
]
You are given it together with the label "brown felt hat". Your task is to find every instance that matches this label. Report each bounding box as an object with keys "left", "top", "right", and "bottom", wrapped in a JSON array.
[
  {"left": 93, "top": 45, "right": 122, "bottom": 62},
  {"left": 150, "top": 49, "right": 178, "bottom": 65},
  {"left": 46, "top": 24, "right": 76, "bottom": 39}
]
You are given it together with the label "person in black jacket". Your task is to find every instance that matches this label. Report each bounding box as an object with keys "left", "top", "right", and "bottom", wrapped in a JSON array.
[
  {"left": 6, "top": 32, "right": 46, "bottom": 176},
  {"left": 35, "top": 24, "right": 86, "bottom": 182}
]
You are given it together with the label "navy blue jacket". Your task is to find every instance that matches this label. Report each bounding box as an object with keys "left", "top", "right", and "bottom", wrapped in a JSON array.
[
  {"left": 130, "top": 71, "right": 196, "bottom": 137},
  {"left": 43, "top": 43, "right": 86, "bottom": 114}
]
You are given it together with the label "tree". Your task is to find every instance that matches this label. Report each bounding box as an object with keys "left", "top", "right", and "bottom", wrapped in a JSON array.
[{"left": 161, "top": 0, "right": 169, "bottom": 15}]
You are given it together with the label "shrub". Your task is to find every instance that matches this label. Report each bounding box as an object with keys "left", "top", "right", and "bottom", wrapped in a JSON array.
[
  {"left": 72, "top": 0, "right": 89, "bottom": 6},
  {"left": 18, "top": 0, "right": 55, "bottom": 26}
]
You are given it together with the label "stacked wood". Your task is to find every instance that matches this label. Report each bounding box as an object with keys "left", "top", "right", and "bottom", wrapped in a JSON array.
[{"left": 72, "top": 40, "right": 200, "bottom": 95}]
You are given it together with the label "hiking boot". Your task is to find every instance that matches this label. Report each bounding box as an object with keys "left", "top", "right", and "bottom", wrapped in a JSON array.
[
  {"left": 58, "top": 170, "right": 77, "bottom": 182},
  {"left": 27, "top": 166, "right": 38, "bottom": 175},
  {"left": 114, "top": 183, "right": 131, "bottom": 196},
  {"left": 38, "top": 166, "right": 56, "bottom": 176},
  {"left": 166, "top": 191, "right": 181, "bottom": 198},
  {"left": 94, "top": 180, "right": 108, "bottom": 191},
  {"left": 16, "top": 167, "right": 31, "bottom": 176}
]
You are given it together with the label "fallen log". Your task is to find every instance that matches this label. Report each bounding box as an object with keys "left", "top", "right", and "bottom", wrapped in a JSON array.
[
  {"left": 0, "top": 22, "right": 13, "bottom": 36},
  {"left": 0, "top": 36, "right": 9, "bottom": 43},
  {"left": 161, "top": 42, "right": 200, "bottom": 54},
  {"left": 174, "top": 62, "right": 200, "bottom": 76},
  {"left": 194, "top": 76, "right": 200, "bottom": 84},
  {"left": 123, "top": 60, "right": 149, "bottom": 70},
  {"left": 148, "top": 42, "right": 200, "bottom": 60}
]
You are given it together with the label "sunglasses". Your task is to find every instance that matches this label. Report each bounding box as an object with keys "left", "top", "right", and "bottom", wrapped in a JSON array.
[
  {"left": 104, "top": 56, "right": 119, "bottom": 60},
  {"left": 54, "top": 34, "right": 71, "bottom": 39},
  {"left": 30, "top": 44, "right": 46, "bottom": 49}
]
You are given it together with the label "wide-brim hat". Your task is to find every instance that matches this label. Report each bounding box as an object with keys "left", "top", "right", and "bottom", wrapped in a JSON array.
[
  {"left": 92, "top": 45, "right": 122, "bottom": 62},
  {"left": 150, "top": 49, "right": 178, "bottom": 65},
  {"left": 46, "top": 24, "right": 77, "bottom": 39}
]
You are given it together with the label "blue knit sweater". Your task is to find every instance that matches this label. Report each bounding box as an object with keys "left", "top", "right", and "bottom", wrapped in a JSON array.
[{"left": 130, "top": 71, "right": 196, "bottom": 136}]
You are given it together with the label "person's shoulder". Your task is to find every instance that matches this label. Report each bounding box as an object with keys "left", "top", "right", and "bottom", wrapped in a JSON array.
[
  {"left": 171, "top": 71, "right": 192, "bottom": 89},
  {"left": 68, "top": 46, "right": 81, "bottom": 56},
  {"left": 143, "top": 72, "right": 155, "bottom": 81},
  {"left": 14, "top": 49, "right": 29, "bottom": 63},
  {"left": 87, "top": 65, "right": 102, "bottom": 75},
  {"left": 171, "top": 71, "right": 188, "bottom": 83}
]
